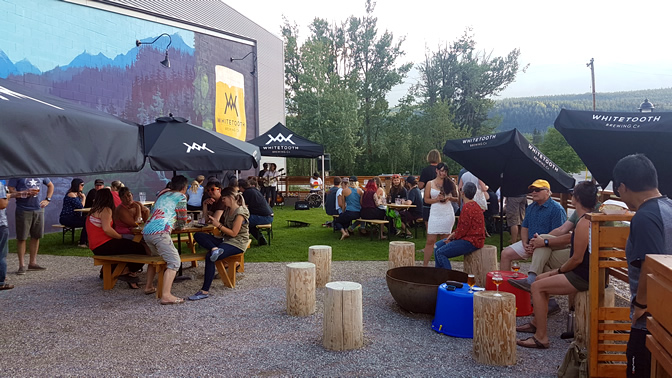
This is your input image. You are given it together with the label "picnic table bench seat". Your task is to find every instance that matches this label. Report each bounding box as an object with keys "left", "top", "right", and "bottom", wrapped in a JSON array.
[
  {"left": 52, "top": 224, "right": 81, "bottom": 244},
  {"left": 355, "top": 218, "right": 389, "bottom": 241},
  {"left": 93, "top": 252, "right": 245, "bottom": 298}
]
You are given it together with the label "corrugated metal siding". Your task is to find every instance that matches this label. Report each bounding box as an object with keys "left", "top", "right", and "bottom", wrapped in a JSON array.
[{"left": 89, "top": 0, "right": 285, "bottom": 135}]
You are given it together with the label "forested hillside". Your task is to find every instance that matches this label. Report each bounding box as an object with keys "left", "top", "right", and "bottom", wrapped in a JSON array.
[{"left": 492, "top": 88, "right": 672, "bottom": 133}]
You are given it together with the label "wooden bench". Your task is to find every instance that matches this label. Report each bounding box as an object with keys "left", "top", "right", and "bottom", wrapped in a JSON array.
[
  {"left": 52, "top": 224, "right": 80, "bottom": 244},
  {"left": 356, "top": 219, "right": 389, "bottom": 241},
  {"left": 256, "top": 224, "right": 273, "bottom": 246},
  {"left": 93, "top": 252, "right": 245, "bottom": 298}
]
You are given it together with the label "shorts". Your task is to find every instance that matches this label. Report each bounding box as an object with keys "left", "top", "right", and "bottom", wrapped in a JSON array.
[
  {"left": 505, "top": 196, "right": 527, "bottom": 227},
  {"left": 509, "top": 241, "right": 531, "bottom": 258},
  {"left": 143, "top": 233, "right": 180, "bottom": 271},
  {"left": 564, "top": 271, "right": 589, "bottom": 292},
  {"left": 15, "top": 209, "right": 44, "bottom": 240}
]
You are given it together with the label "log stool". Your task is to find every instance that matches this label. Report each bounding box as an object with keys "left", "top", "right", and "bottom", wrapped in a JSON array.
[
  {"left": 388, "top": 241, "right": 415, "bottom": 269},
  {"left": 286, "top": 262, "right": 316, "bottom": 316},
  {"left": 323, "top": 281, "right": 363, "bottom": 351},
  {"left": 484, "top": 270, "right": 533, "bottom": 317},
  {"left": 308, "top": 245, "right": 332, "bottom": 287},
  {"left": 432, "top": 283, "right": 474, "bottom": 338},
  {"left": 464, "top": 244, "right": 498, "bottom": 287},
  {"left": 473, "top": 291, "right": 517, "bottom": 366}
]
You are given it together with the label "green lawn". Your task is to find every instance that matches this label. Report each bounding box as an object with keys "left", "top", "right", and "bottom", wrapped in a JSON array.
[{"left": 9, "top": 206, "right": 511, "bottom": 262}]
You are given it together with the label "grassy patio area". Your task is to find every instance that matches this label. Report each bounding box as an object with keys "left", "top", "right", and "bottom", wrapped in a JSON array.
[{"left": 9, "top": 206, "right": 511, "bottom": 262}]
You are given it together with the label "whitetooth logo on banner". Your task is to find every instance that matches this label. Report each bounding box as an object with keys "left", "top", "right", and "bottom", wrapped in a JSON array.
[
  {"left": 215, "top": 65, "right": 246, "bottom": 140},
  {"left": 183, "top": 142, "right": 214, "bottom": 154},
  {"left": 266, "top": 133, "right": 295, "bottom": 145}
]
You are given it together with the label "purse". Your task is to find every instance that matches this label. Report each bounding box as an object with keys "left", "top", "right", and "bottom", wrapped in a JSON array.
[{"left": 557, "top": 341, "right": 588, "bottom": 378}]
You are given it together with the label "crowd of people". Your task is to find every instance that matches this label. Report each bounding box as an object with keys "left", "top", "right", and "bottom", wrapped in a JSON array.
[{"left": 2, "top": 152, "right": 670, "bottom": 375}]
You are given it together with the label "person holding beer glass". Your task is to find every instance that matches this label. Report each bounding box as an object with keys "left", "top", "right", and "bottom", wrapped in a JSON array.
[
  {"left": 433, "top": 182, "right": 486, "bottom": 269},
  {"left": 516, "top": 181, "right": 597, "bottom": 349}
]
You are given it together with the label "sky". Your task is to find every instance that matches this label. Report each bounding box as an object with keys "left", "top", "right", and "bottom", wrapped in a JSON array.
[{"left": 224, "top": 0, "right": 672, "bottom": 104}]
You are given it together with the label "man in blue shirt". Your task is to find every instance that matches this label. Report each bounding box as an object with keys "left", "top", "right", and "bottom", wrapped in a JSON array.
[
  {"left": 7, "top": 178, "right": 54, "bottom": 275},
  {"left": 612, "top": 154, "right": 672, "bottom": 378},
  {"left": 500, "top": 179, "right": 566, "bottom": 272}
]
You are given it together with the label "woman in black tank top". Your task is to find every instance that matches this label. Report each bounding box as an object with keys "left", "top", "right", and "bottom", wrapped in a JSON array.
[{"left": 516, "top": 181, "right": 598, "bottom": 350}]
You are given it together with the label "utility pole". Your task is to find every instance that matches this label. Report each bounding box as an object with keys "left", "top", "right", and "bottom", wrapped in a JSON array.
[{"left": 586, "top": 58, "right": 596, "bottom": 111}]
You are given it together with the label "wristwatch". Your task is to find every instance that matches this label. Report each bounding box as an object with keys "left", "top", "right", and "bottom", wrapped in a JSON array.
[
  {"left": 46, "top": 197, "right": 51, "bottom": 202},
  {"left": 544, "top": 238, "right": 549, "bottom": 247}
]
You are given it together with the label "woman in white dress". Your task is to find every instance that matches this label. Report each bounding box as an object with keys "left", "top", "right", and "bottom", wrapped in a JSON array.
[{"left": 423, "top": 162, "right": 458, "bottom": 266}]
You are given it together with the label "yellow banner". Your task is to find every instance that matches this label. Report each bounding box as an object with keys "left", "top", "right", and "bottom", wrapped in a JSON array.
[{"left": 215, "top": 65, "right": 246, "bottom": 140}]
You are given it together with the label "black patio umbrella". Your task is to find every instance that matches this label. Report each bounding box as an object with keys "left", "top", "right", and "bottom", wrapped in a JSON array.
[
  {"left": 554, "top": 109, "right": 672, "bottom": 195},
  {"left": 443, "top": 129, "right": 575, "bottom": 196},
  {"left": 142, "top": 116, "right": 260, "bottom": 172},
  {"left": 0, "top": 78, "right": 144, "bottom": 179},
  {"left": 443, "top": 129, "right": 575, "bottom": 250}
]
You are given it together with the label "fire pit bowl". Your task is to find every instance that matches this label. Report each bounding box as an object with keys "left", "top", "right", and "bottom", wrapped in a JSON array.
[{"left": 386, "top": 266, "right": 468, "bottom": 314}]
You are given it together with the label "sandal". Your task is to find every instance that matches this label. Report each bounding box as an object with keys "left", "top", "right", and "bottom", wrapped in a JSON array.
[
  {"left": 516, "top": 322, "right": 537, "bottom": 333},
  {"left": 127, "top": 282, "right": 140, "bottom": 290},
  {"left": 144, "top": 288, "right": 157, "bottom": 295},
  {"left": 517, "top": 336, "right": 549, "bottom": 349},
  {"left": 0, "top": 283, "right": 14, "bottom": 290},
  {"left": 160, "top": 298, "right": 185, "bottom": 305}
]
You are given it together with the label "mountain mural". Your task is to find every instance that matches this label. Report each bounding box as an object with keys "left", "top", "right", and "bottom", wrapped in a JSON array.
[{"left": 0, "top": 33, "right": 193, "bottom": 79}]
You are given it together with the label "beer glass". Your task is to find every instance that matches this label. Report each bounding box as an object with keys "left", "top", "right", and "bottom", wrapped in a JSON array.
[
  {"left": 492, "top": 272, "right": 503, "bottom": 296},
  {"left": 138, "top": 192, "right": 146, "bottom": 203},
  {"left": 467, "top": 274, "right": 476, "bottom": 293},
  {"left": 511, "top": 261, "right": 520, "bottom": 278}
]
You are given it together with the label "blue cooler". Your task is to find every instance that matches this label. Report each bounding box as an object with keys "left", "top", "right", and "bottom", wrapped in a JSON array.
[{"left": 431, "top": 283, "right": 474, "bottom": 338}]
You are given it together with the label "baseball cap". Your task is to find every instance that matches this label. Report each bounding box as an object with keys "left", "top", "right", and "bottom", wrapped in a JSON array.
[
  {"left": 528, "top": 179, "right": 550, "bottom": 190},
  {"left": 349, "top": 175, "right": 358, "bottom": 182},
  {"left": 341, "top": 177, "right": 349, "bottom": 183},
  {"left": 406, "top": 176, "right": 417, "bottom": 185},
  {"left": 94, "top": 179, "right": 104, "bottom": 185}
]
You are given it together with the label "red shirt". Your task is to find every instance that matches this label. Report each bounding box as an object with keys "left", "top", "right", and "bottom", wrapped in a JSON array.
[
  {"left": 453, "top": 201, "right": 486, "bottom": 248},
  {"left": 112, "top": 191, "right": 122, "bottom": 208}
]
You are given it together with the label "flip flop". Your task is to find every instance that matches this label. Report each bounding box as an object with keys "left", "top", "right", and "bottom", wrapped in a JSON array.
[
  {"left": 516, "top": 322, "right": 537, "bottom": 333},
  {"left": 0, "top": 283, "right": 15, "bottom": 290},
  {"left": 160, "top": 298, "right": 185, "bottom": 305},
  {"left": 517, "top": 336, "right": 549, "bottom": 349},
  {"left": 144, "top": 288, "right": 157, "bottom": 295}
]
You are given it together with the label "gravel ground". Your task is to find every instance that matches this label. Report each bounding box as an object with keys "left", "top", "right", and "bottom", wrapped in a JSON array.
[{"left": 1, "top": 254, "right": 582, "bottom": 377}]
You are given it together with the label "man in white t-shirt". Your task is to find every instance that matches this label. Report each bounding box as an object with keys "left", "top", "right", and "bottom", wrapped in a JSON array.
[{"left": 310, "top": 172, "right": 323, "bottom": 193}]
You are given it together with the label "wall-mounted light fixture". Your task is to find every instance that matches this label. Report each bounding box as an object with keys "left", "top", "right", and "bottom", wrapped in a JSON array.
[
  {"left": 230, "top": 52, "right": 257, "bottom": 75},
  {"left": 136, "top": 33, "right": 172, "bottom": 68}
]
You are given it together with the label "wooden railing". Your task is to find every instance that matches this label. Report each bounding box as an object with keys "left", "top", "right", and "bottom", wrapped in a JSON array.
[
  {"left": 580, "top": 213, "right": 633, "bottom": 377},
  {"left": 645, "top": 254, "right": 672, "bottom": 377}
]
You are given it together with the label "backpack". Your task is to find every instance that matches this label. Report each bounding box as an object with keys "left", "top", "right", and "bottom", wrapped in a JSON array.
[{"left": 557, "top": 341, "right": 588, "bottom": 378}]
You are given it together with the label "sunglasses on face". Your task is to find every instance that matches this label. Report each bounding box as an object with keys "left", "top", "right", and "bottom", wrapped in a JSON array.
[
  {"left": 529, "top": 188, "right": 547, "bottom": 193},
  {"left": 208, "top": 187, "right": 220, "bottom": 193}
]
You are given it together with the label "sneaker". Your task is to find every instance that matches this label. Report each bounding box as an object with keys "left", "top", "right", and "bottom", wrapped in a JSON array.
[
  {"left": 405, "top": 233, "right": 413, "bottom": 239},
  {"left": 209, "top": 248, "right": 224, "bottom": 262},
  {"left": 188, "top": 290, "right": 210, "bottom": 301},
  {"left": 27, "top": 264, "right": 46, "bottom": 271},
  {"left": 508, "top": 278, "right": 531, "bottom": 292},
  {"left": 78, "top": 244, "right": 88, "bottom": 248},
  {"left": 16, "top": 266, "right": 26, "bottom": 275}
]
